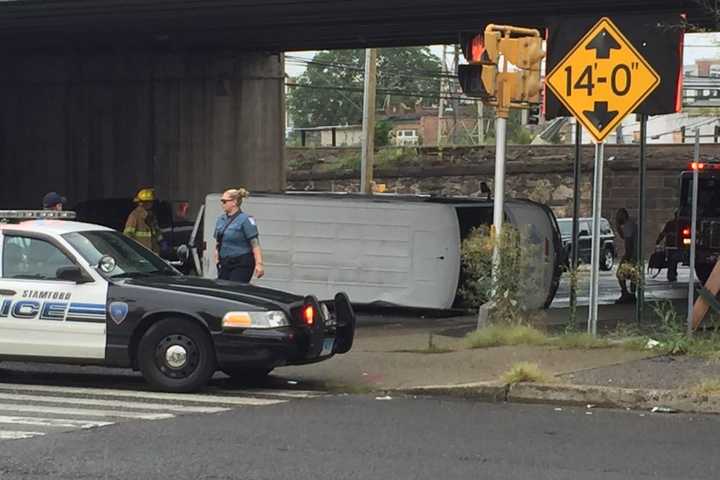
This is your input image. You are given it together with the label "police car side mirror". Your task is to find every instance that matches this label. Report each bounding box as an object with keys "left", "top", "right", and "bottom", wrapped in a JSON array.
[{"left": 57, "top": 266, "right": 91, "bottom": 284}]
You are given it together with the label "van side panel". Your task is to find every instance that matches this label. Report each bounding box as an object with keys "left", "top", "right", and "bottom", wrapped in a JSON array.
[{"left": 204, "top": 194, "right": 461, "bottom": 309}]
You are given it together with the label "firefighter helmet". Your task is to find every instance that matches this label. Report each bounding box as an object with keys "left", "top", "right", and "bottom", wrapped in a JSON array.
[{"left": 134, "top": 188, "right": 155, "bottom": 203}]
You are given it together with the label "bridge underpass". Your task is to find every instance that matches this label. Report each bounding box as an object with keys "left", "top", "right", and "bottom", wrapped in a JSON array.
[{"left": 0, "top": 0, "right": 713, "bottom": 210}]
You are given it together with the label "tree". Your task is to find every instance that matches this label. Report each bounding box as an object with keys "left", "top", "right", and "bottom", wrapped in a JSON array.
[{"left": 288, "top": 48, "right": 442, "bottom": 128}]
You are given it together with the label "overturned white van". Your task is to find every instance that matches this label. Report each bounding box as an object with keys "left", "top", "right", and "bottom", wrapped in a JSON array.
[{"left": 194, "top": 193, "right": 563, "bottom": 311}]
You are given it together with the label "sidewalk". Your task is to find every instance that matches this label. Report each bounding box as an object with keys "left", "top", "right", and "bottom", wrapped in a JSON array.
[{"left": 277, "top": 308, "right": 720, "bottom": 414}]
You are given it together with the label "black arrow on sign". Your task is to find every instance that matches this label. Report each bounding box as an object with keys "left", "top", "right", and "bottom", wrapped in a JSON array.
[
  {"left": 582, "top": 101, "right": 618, "bottom": 132},
  {"left": 585, "top": 28, "right": 621, "bottom": 59}
]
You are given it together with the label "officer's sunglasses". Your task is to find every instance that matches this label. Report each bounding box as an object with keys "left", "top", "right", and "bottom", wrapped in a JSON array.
[{"left": 220, "top": 198, "right": 233, "bottom": 204}]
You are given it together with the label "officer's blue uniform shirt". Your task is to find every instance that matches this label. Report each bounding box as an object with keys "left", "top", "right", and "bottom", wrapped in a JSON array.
[{"left": 214, "top": 213, "right": 259, "bottom": 258}]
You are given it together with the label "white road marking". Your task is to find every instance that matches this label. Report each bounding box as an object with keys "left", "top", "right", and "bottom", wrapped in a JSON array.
[
  {"left": 0, "top": 415, "right": 113, "bottom": 429},
  {"left": 0, "top": 431, "right": 45, "bottom": 440},
  {"left": 0, "top": 383, "right": 290, "bottom": 406},
  {"left": 0, "top": 403, "right": 174, "bottom": 420},
  {"left": 0, "top": 393, "right": 230, "bottom": 414}
]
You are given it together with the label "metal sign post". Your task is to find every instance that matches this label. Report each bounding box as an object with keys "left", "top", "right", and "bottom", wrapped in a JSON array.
[
  {"left": 635, "top": 113, "right": 648, "bottom": 323},
  {"left": 588, "top": 142, "right": 605, "bottom": 336},
  {"left": 570, "top": 120, "right": 582, "bottom": 325},
  {"left": 687, "top": 129, "right": 700, "bottom": 335},
  {"left": 545, "top": 17, "right": 661, "bottom": 336}
]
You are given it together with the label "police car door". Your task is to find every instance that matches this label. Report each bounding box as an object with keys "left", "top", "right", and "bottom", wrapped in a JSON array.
[{"left": 0, "top": 232, "right": 107, "bottom": 360}]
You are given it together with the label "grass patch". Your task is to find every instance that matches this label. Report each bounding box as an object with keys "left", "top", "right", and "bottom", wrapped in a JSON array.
[
  {"left": 502, "top": 362, "right": 553, "bottom": 385},
  {"left": 551, "top": 333, "right": 611, "bottom": 350},
  {"left": 465, "top": 324, "right": 548, "bottom": 349},
  {"left": 617, "top": 336, "right": 651, "bottom": 351},
  {"left": 691, "top": 379, "right": 720, "bottom": 396}
]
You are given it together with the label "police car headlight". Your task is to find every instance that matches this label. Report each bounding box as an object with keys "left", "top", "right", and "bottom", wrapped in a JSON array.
[{"left": 223, "top": 310, "right": 289, "bottom": 329}]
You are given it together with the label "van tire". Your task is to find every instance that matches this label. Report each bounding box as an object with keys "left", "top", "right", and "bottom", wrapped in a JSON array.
[{"left": 600, "top": 247, "right": 614, "bottom": 271}]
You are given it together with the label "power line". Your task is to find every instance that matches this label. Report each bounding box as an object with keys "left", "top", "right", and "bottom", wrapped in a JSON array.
[
  {"left": 285, "top": 82, "right": 473, "bottom": 102},
  {"left": 285, "top": 54, "right": 457, "bottom": 80}
]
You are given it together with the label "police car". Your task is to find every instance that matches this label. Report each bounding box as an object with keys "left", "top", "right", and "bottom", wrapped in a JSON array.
[{"left": 0, "top": 210, "right": 355, "bottom": 392}]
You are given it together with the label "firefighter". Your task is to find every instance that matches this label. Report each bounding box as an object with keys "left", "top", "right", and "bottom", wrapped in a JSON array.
[{"left": 124, "top": 188, "right": 164, "bottom": 254}]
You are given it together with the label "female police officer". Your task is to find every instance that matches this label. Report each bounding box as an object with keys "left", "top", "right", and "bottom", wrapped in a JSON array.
[{"left": 214, "top": 188, "right": 265, "bottom": 283}]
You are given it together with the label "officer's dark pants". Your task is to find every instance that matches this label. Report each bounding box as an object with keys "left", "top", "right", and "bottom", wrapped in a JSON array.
[{"left": 218, "top": 254, "right": 255, "bottom": 283}]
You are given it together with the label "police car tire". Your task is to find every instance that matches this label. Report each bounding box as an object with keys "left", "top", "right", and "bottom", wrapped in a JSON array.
[{"left": 137, "top": 318, "right": 216, "bottom": 393}]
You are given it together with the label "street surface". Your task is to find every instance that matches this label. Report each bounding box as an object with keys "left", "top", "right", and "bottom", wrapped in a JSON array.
[
  {"left": 0, "top": 384, "right": 717, "bottom": 480},
  {"left": 552, "top": 265, "right": 692, "bottom": 308}
]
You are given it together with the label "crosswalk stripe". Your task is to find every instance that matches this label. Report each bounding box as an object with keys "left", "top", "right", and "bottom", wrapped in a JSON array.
[
  {"left": 0, "top": 383, "right": 291, "bottom": 406},
  {"left": 0, "top": 403, "right": 175, "bottom": 420},
  {"left": 0, "top": 415, "right": 113, "bottom": 429},
  {"left": 0, "top": 431, "right": 45, "bottom": 440},
  {"left": 0, "top": 393, "right": 231, "bottom": 414}
]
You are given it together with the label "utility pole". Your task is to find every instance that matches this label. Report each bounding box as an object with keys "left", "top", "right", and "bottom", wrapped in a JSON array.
[
  {"left": 452, "top": 44, "right": 460, "bottom": 144},
  {"left": 360, "top": 48, "right": 377, "bottom": 194},
  {"left": 476, "top": 101, "right": 484, "bottom": 144},
  {"left": 437, "top": 44, "right": 448, "bottom": 146}
]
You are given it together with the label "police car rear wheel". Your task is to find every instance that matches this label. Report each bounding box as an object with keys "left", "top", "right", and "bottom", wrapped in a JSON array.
[{"left": 137, "top": 319, "right": 216, "bottom": 393}]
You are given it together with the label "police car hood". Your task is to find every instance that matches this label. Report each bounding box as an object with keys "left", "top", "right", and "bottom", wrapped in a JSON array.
[{"left": 122, "top": 275, "right": 304, "bottom": 309}]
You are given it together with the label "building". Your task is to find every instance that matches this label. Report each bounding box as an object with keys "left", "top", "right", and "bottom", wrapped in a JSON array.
[{"left": 289, "top": 125, "right": 364, "bottom": 147}]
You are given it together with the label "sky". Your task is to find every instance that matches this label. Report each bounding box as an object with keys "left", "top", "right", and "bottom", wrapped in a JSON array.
[{"left": 285, "top": 33, "right": 720, "bottom": 77}]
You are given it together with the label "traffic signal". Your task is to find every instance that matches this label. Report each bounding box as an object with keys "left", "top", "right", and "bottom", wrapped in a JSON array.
[
  {"left": 459, "top": 33, "right": 487, "bottom": 64},
  {"left": 482, "top": 27, "right": 545, "bottom": 106},
  {"left": 499, "top": 36, "right": 544, "bottom": 72},
  {"left": 458, "top": 31, "right": 498, "bottom": 100},
  {"left": 525, "top": 104, "right": 541, "bottom": 125},
  {"left": 520, "top": 68, "right": 542, "bottom": 104},
  {"left": 458, "top": 64, "right": 495, "bottom": 99}
]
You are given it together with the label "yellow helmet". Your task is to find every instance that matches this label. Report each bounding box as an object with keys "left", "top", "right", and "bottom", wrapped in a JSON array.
[{"left": 134, "top": 188, "right": 155, "bottom": 203}]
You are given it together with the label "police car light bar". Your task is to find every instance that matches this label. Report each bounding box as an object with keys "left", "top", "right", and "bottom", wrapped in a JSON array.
[
  {"left": 0, "top": 210, "right": 77, "bottom": 221},
  {"left": 690, "top": 162, "right": 720, "bottom": 171}
]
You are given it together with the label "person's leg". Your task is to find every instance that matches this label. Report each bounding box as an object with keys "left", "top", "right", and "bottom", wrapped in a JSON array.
[
  {"left": 228, "top": 259, "right": 255, "bottom": 283},
  {"left": 617, "top": 261, "right": 628, "bottom": 295},
  {"left": 667, "top": 253, "right": 678, "bottom": 282},
  {"left": 218, "top": 264, "right": 229, "bottom": 280}
]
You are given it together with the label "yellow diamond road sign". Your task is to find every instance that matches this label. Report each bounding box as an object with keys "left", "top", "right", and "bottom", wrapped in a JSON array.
[{"left": 545, "top": 17, "right": 660, "bottom": 143}]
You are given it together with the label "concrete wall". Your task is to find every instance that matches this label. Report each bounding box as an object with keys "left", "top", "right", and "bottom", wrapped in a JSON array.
[
  {"left": 287, "top": 144, "right": 720, "bottom": 257},
  {"left": 0, "top": 50, "right": 285, "bottom": 212}
]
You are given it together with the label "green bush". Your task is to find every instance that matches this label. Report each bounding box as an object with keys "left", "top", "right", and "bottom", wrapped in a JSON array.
[
  {"left": 502, "top": 362, "right": 553, "bottom": 384},
  {"left": 460, "top": 224, "right": 543, "bottom": 324}
]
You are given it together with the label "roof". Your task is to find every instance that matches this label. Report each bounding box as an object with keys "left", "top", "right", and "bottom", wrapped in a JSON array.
[{"left": 0, "top": 220, "right": 114, "bottom": 236}]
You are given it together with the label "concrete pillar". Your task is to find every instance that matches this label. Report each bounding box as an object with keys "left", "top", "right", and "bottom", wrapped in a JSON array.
[{"left": 0, "top": 50, "right": 285, "bottom": 213}]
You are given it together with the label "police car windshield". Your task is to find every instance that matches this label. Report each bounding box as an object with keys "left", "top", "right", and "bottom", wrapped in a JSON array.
[{"left": 62, "top": 231, "right": 178, "bottom": 278}]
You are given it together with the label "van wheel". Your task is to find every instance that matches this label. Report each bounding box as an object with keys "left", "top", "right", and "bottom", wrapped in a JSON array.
[
  {"left": 137, "top": 318, "right": 216, "bottom": 393},
  {"left": 600, "top": 247, "right": 614, "bottom": 271}
]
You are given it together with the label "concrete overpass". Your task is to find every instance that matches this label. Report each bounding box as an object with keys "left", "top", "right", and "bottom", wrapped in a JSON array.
[{"left": 0, "top": 1, "right": 711, "bottom": 210}]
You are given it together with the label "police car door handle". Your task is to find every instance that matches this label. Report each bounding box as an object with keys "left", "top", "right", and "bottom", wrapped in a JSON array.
[
  {"left": 0, "top": 289, "right": 16, "bottom": 296},
  {"left": 436, "top": 256, "right": 445, "bottom": 260}
]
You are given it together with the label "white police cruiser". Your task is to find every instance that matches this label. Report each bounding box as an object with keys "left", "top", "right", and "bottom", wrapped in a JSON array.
[{"left": 0, "top": 211, "right": 355, "bottom": 392}]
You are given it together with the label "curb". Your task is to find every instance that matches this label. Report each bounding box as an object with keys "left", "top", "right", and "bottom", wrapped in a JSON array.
[{"left": 394, "top": 382, "right": 720, "bottom": 414}]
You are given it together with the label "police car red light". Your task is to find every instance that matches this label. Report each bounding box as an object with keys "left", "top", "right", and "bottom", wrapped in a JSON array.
[{"left": 303, "top": 305, "right": 315, "bottom": 325}]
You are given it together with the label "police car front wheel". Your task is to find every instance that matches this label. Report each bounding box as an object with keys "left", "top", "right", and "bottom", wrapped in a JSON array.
[{"left": 137, "top": 318, "right": 216, "bottom": 393}]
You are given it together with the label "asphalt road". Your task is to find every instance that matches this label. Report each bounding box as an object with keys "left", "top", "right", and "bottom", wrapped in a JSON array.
[
  {"left": 552, "top": 265, "right": 693, "bottom": 308},
  {"left": 0, "top": 394, "right": 718, "bottom": 480}
]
